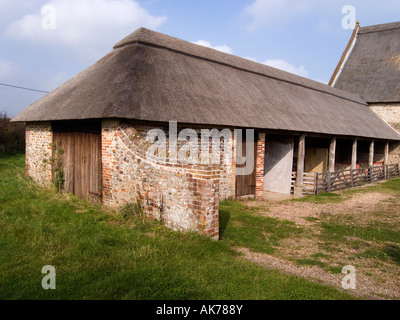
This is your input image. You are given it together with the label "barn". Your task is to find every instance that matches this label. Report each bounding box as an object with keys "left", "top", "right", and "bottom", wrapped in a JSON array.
[
  {"left": 330, "top": 21, "right": 400, "bottom": 165},
  {"left": 12, "top": 28, "right": 400, "bottom": 239}
]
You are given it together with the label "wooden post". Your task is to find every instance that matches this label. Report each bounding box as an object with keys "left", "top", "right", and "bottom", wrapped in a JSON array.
[
  {"left": 385, "top": 142, "right": 389, "bottom": 179},
  {"left": 351, "top": 139, "right": 358, "bottom": 171},
  {"left": 327, "top": 171, "right": 332, "bottom": 193},
  {"left": 350, "top": 139, "right": 357, "bottom": 187},
  {"left": 369, "top": 140, "right": 374, "bottom": 182},
  {"left": 329, "top": 137, "right": 336, "bottom": 173},
  {"left": 350, "top": 169, "right": 354, "bottom": 187},
  {"left": 369, "top": 140, "right": 375, "bottom": 168},
  {"left": 294, "top": 135, "right": 305, "bottom": 197}
]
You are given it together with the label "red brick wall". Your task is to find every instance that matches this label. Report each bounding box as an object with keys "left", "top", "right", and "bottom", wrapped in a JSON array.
[{"left": 255, "top": 132, "right": 266, "bottom": 199}]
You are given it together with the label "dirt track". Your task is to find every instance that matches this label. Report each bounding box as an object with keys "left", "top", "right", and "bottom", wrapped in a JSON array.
[{"left": 239, "top": 188, "right": 400, "bottom": 299}]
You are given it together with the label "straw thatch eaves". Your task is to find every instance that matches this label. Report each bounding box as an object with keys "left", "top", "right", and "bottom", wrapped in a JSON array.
[
  {"left": 12, "top": 28, "right": 400, "bottom": 141},
  {"left": 333, "top": 22, "right": 400, "bottom": 104}
]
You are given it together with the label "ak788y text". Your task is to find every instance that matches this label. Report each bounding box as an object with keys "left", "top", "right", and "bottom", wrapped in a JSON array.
[{"left": 156, "top": 304, "right": 243, "bottom": 317}]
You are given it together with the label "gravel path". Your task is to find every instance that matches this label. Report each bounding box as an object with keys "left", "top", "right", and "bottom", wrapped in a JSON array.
[
  {"left": 238, "top": 187, "right": 400, "bottom": 300},
  {"left": 237, "top": 247, "right": 399, "bottom": 300},
  {"left": 245, "top": 192, "right": 393, "bottom": 226}
]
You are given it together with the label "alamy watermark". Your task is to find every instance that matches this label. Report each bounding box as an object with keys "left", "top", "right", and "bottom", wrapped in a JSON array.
[
  {"left": 41, "top": 265, "right": 56, "bottom": 290},
  {"left": 143, "top": 121, "right": 255, "bottom": 176},
  {"left": 342, "top": 5, "right": 357, "bottom": 30},
  {"left": 41, "top": 5, "right": 56, "bottom": 30},
  {"left": 341, "top": 265, "right": 356, "bottom": 290}
]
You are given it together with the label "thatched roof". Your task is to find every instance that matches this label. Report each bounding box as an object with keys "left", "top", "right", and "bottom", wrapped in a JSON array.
[
  {"left": 332, "top": 21, "right": 400, "bottom": 104},
  {"left": 12, "top": 28, "right": 400, "bottom": 140}
]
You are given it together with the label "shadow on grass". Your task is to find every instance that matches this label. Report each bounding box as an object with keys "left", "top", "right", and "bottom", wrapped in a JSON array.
[
  {"left": 219, "top": 210, "right": 231, "bottom": 239},
  {"left": 384, "top": 245, "right": 400, "bottom": 265}
]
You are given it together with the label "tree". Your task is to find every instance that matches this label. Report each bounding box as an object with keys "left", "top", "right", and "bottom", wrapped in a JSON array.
[{"left": 0, "top": 111, "right": 25, "bottom": 154}]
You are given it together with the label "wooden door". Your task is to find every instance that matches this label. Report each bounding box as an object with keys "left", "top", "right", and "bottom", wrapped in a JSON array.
[
  {"left": 53, "top": 129, "right": 102, "bottom": 203},
  {"left": 263, "top": 137, "right": 294, "bottom": 195},
  {"left": 235, "top": 131, "right": 257, "bottom": 197}
]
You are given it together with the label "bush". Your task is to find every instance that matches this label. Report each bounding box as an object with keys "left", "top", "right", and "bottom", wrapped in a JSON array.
[{"left": 0, "top": 111, "right": 25, "bottom": 155}]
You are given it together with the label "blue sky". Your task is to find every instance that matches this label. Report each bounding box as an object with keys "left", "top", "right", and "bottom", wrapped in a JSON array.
[{"left": 1, "top": 0, "right": 400, "bottom": 117}]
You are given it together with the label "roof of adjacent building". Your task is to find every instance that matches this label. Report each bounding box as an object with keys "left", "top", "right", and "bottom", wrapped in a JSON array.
[
  {"left": 332, "top": 21, "right": 400, "bottom": 104},
  {"left": 12, "top": 28, "right": 400, "bottom": 140}
]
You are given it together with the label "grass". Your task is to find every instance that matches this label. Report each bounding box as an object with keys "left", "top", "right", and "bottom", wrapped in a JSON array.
[
  {"left": 222, "top": 176, "right": 400, "bottom": 299},
  {"left": 384, "top": 245, "right": 400, "bottom": 264},
  {"left": 0, "top": 154, "right": 353, "bottom": 300},
  {"left": 296, "top": 259, "right": 327, "bottom": 268},
  {"left": 219, "top": 200, "right": 302, "bottom": 254},
  {"left": 320, "top": 222, "right": 400, "bottom": 243},
  {"left": 311, "top": 252, "right": 330, "bottom": 259},
  {"left": 357, "top": 250, "right": 389, "bottom": 261},
  {"left": 292, "top": 192, "right": 342, "bottom": 204},
  {"left": 289, "top": 178, "right": 400, "bottom": 267}
]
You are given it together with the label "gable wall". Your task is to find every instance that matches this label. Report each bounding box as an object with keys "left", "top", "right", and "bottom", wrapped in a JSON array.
[
  {"left": 370, "top": 104, "right": 400, "bottom": 164},
  {"left": 25, "top": 123, "right": 53, "bottom": 186}
]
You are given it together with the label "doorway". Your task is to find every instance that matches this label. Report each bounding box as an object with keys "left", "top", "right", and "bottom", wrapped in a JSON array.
[{"left": 52, "top": 122, "right": 102, "bottom": 203}]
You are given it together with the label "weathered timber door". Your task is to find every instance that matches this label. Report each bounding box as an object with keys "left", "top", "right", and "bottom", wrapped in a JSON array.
[
  {"left": 263, "top": 137, "right": 294, "bottom": 195},
  {"left": 52, "top": 122, "right": 102, "bottom": 203},
  {"left": 235, "top": 130, "right": 257, "bottom": 197}
]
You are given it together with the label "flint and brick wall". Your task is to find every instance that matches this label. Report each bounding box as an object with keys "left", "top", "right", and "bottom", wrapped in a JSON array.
[
  {"left": 370, "top": 104, "right": 400, "bottom": 134},
  {"left": 370, "top": 104, "right": 400, "bottom": 164},
  {"left": 101, "top": 120, "right": 237, "bottom": 239},
  {"left": 24, "top": 120, "right": 263, "bottom": 240},
  {"left": 25, "top": 123, "right": 53, "bottom": 186}
]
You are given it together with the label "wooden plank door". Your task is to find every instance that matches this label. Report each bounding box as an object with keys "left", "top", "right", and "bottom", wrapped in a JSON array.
[
  {"left": 263, "top": 137, "right": 294, "bottom": 195},
  {"left": 235, "top": 131, "right": 257, "bottom": 197},
  {"left": 53, "top": 131, "right": 102, "bottom": 203}
]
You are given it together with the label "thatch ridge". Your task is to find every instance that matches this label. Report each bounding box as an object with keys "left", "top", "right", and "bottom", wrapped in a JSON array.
[
  {"left": 358, "top": 21, "right": 400, "bottom": 35},
  {"left": 114, "top": 28, "right": 366, "bottom": 105},
  {"left": 12, "top": 28, "right": 400, "bottom": 141}
]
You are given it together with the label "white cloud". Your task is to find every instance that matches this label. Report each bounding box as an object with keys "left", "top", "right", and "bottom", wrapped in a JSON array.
[
  {"left": 311, "top": 78, "right": 328, "bottom": 84},
  {"left": 263, "top": 59, "right": 309, "bottom": 77},
  {"left": 243, "top": 0, "right": 318, "bottom": 32},
  {"left": 0, "top": 58, "right": 68, "bottom": 91},
  {"left": 0, "top": 0, "right": 13, "bottom": 11},
  {"left": 0, "top": 57, "right": 71, "bottom": 115},
  {"left": 193, "top": 40, "right": 233, "bottom": 54},
  {"left": 242, "top": 57, "right": 309, "bottom": 77},
  {"left": 243, "top": 57, "right": 258, "bottom": 63},
  {"left": 0, "top": 0, "right": 25, "bottom": 13},
  {"left": 0, "top": 59, "right": 20, "bottom": 81},
  {"left": 5, "top": 0, "right": 168, "bottom": 60},
  {"left": 0, "top": 1, "right": 38, "bottom": 29},
  {"left": 243, "top": 0, "right": 400, "bottom": 32}
]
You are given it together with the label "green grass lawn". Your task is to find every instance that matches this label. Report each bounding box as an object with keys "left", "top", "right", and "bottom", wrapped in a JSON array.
[
  {"left": 219, "top": 200, "right": 302, "bottom": 254},
  {"left": 0, "top": 154, "right": 353, "bottom": 300}
]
